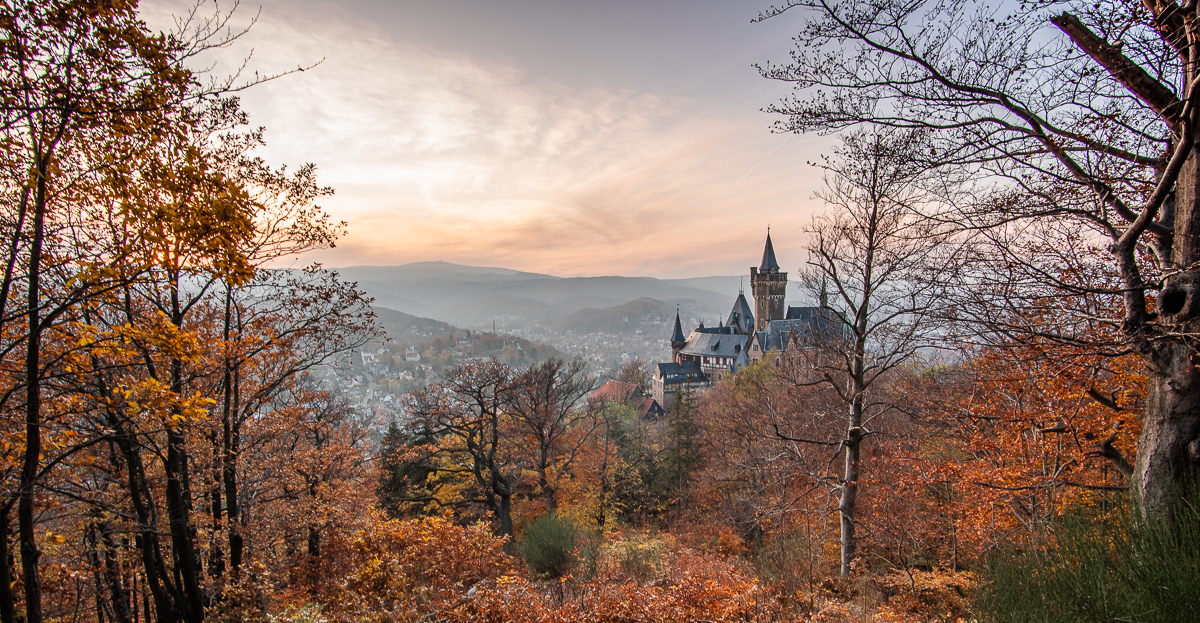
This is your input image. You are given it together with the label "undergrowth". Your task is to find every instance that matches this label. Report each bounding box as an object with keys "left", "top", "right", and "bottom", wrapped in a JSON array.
[{"left": 978, "top": 495, "right": 1200, "bottom": 623}]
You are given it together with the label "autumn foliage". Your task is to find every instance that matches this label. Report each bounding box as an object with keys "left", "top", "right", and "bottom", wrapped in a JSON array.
[
  {"left": 274, "top": 512, "right": 781, "bottom": 623},
  {"left": 0, "top": 3, "right": 1172, "bottom": 623}
]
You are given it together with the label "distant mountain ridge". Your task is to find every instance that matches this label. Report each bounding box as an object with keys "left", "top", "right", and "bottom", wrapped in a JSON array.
[{"left": 332, "top": 262, "right": 744, "bottom": 332}]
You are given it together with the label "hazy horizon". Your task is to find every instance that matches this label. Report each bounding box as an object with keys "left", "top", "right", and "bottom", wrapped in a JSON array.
[{"left": 322, "top": 259, "right": 756, "bottom": 281}]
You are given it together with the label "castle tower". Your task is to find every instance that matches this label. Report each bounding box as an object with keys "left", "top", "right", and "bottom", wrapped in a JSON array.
[
  {"left": 750, "top": 230, "right": 787, "bottom": 332},
  {"left": 670, "top": 306, "right": 687, "bottom": 362},
  {"left": 727, "top": 286, "right": 755, "bottom": 335}
]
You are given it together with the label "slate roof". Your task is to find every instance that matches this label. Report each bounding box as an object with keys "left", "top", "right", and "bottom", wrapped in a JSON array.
[
  {"left": 670, "top": 310, "right": 686, "bottom": 343},
  {"left": 760, "top": 232, "right": 781, "bottom": 272},
  {"left": 727, "top": 292, "right": 755, "bottom": 335},
  {"left": 655, "top": 361, "right": 708, "bottom": 384},
  {"left": 786, "top": 306, "right": 822, "bottom": 321},
  {"left": 756, "top": 312, "right": 844, "bottom": 352},
  {"left": 680, "top": 331, "right": 749, "bottom": 359}
]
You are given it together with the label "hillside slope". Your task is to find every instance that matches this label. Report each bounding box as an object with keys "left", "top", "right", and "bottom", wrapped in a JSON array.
[
  {"left": 552, "top": 298, "right": 675, "bottom": 334},
  {"left": 335, "top": 262, "right": 740, "bottom": 330}
]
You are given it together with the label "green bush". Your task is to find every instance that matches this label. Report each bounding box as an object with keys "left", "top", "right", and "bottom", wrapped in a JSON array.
[
  {"left": 978, "top": 495, "right": 1200, "bottom": 623},
  {"left": 520, "top": 512, "right": 579, "bottom": 579}
]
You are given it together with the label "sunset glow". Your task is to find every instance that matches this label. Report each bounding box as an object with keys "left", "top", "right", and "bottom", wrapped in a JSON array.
[{"left": 142, "top": 0, "right": 830, "bottom": 277}]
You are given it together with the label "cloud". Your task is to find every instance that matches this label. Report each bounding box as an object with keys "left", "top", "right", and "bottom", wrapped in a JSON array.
[{"left": 141, "top": 0, "right": 832, "bottom": 277}]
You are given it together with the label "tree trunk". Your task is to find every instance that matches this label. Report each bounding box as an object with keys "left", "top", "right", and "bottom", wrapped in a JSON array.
[
  {"left": 497, "top": 493, "right": 514, "bottom": 538},
  {"left": 19, "top": 164, "right": 48, "bottom": 623},
  {"left": 207, "top": 430, "right": 224, "bottom": 580},
  {"left": 1137, "top": 343, "right": 1200, "bottom": 518},
  {"left": 102, "top": 530, "right": 133, "bottom": 623},
  {"left": 839, "top": 397, "right": 863, "bottom": 577},
  {"left": 539, "top": 463, "right": 557, "bottom": 514},
  {"left": 166, "top": 284, "right": 203, "bottom": 623},
  {"left": 166, "top": 422, "right": 203, "bottom": 623},
  {"left": 306, "top": 527, "right": 320, "bottom": 559},
  {"left": 110, "top": 431, "right": 180, "bottom": 623},
  {"left": 224, "top": 363, "right": 244, "bottom": 573},
  {"left": 1141, "top": 152, "right": 1200, "bottom": 519},
  {"left": 0, "top": 504, "right": 16, "bottom": 623}
]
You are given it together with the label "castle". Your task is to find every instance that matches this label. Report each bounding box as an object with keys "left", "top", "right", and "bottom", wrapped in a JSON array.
[{"left": 651, "top": 231, "right": 836, "bottom": 408}]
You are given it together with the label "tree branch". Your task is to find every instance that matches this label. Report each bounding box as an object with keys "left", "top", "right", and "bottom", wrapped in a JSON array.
[
  {"left": 1050, "top": 13, "right": 1182, "bottom": 128},
  {"left": 1087, "top": 433, "right": 1135, "bottom": 478}
]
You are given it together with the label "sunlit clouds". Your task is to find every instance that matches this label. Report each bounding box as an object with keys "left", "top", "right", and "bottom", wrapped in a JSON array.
[{"left": 141, "top": 1, "right": 831, "bottom": 277}]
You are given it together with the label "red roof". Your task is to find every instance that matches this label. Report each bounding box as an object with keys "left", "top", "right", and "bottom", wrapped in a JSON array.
[
  {"left": 590, "top": 379, "right": 638, "bottom": 403},
  {"left": 635, "top": 397, "right": 664, "bottom": 420}
]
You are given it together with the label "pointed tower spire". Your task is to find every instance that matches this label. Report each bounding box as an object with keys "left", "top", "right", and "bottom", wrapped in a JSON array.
[
  {"left": 670, "top": 305, "right": 686, "bottom": 361},
  {"left": 728, "top": 290, "right": 755, "bottom": 336},
  {"left": 760, "top": 228, "right": 780, "bottom": 272},
  {"left": 820, "top": 276, "right": 829, "bottom": 309}
]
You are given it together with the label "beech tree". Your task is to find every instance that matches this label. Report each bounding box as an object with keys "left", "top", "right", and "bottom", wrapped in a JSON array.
[
  {"left": 0, "top": 3, "right": 203, "bottom": 620},
  {"left": 760, "top": 0, "right": 1200, "bottom": 518},
  {"left": 0, "top": 3, "right": 365, "bottom": 620},
  {"left": 507, "top": 359, "right": 595, "bottom": 513},
  {"left": 776, "top": 129, "right": 950, "bottom": 575}
]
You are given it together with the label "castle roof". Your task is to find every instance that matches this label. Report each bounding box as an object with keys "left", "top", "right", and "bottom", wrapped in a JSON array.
[
  {"left": 754, "top": 310, "right": 846, "bottom": 352},
  {"left": 754, "top": 320, "right": 811, "bottom": 353},
  {"left": 760, "top": 231, "right": 781, "bottom": 272},
  {"left": 785, "top": 305, "right": 823, "bottom": 321},
  {"left": 670, "top": 309, "right": 686, "bottom": 343},
  {"left": 727, "top": 292, "right": 755, "bottom": 335},
  {"left": 680, "top": 331, "right": 749, "bottom": 360},
  {"left": 655, "top": 361, "right": 708, "bottom": 385}
]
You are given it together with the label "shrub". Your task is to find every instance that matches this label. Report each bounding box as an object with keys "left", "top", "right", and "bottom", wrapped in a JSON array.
[
  {"left": 751, "top": 531, "right": 822, "bottom": 602},
  {"left": 598, "top": 532, "right": 673, "bottom": 583},
  {"left": 874, "top": 569, "right": 974, "bottom": 622},
  {"left": 440, "top": 549, "right": 780, "bottom": 623},
  {"left": 977, "top": 496, "right": 1200, "bottom": 623},
  {"left": 520, "top": 512, "right": 579, "bottom": 578},
  {"left": 295, "top": 511, "right": 517, "bottom": 621}
]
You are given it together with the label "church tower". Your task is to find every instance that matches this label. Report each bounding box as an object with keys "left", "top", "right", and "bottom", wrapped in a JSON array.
[{"left": 750, "top": 230, "right": 787, "bottom": 332}]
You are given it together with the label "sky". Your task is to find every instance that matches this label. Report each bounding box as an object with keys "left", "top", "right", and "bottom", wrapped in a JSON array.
[{"left": 140, "top": 0, "right": 834, "bottom": 278}]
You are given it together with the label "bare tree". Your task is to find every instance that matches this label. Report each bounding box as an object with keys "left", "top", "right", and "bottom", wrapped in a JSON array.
[
  {"left": 507, "top": 359, "right": 596, "bottom": 513},
  {"left": 758, "top": 0, "right": 1200, "bottom": 519},
  {"left": 408, "top": 360, "right": 521, "bottom": 536},
  {"left": 779, "top": 129, "right": 952, "bottom": 575},
  {"left": 615, "top": 358, "right": 652, "bottom": 396}
]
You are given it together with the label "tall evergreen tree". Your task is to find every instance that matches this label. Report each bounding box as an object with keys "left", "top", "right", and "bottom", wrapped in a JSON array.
[
  {"left": 664, "top": 386, "right": 703, "bottom": 515},
  {"left": 376, "top": 419, "right": 433, "bottom": 518}
]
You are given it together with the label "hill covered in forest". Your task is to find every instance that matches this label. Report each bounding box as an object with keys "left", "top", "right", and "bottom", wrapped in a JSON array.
[
  {"left": 551, "top": 297, "right": 675, "bottom": 334},
  {"left": 369, "top": 306, "right": 458, "bottom": 345},
  {"left": 335, "top": 262, "right": 741, "bottom": 332}
]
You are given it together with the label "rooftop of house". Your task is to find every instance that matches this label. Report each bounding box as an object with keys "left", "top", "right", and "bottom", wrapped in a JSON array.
[{"left": 591, "top": 379, "right": 640, "bottom": 403}]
